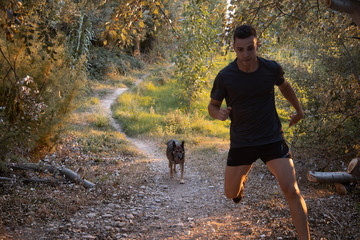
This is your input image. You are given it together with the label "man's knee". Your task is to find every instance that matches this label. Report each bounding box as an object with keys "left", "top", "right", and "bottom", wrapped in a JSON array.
[{"left": 282, "top": 185, "right": 301, "bottom": 200}]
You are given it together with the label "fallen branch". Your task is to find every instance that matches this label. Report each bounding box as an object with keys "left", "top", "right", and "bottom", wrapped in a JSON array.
[
  {"left": 8, "top": 163, "right": 95, "bottom": 189},
  {"left": 308, "top": 158, "right": 359, "bottom": 184},
  {"left": 308, "top": 158, "right": 359, "bottom": 195},
  {"left": 0, "top": 177, "right": 13, "bottom": 182},
  {"left": 307, "top": 171, "right": 354, "bottom": 184},
  {"left": 21, "top": 178, "right": 58, "bottom": 185},
  {"left": 59, "top": 167, "right": 95, "bottom": 189}
]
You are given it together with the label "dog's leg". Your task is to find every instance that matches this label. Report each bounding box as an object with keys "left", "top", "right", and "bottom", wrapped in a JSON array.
[
  {"left": 180, "top": 163, "right": 184, "bottom": 184},
  {"left": 169, "top": 162, "right": 174, "bottom": 178}
]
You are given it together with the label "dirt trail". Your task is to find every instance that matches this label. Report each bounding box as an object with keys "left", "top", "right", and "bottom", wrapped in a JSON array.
[
  {"left": 93, "top": 76, "right": 305, "bottom": 239},
  {"left": 99, "top": 80, "right": 237, "bottom": 239}
]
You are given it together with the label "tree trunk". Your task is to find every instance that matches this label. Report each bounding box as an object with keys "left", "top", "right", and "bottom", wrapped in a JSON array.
[
  {"left": 134, "top": 38, "right": 140, "bottom": 56},
  {"left": 308, "top": 158, "right": 360, "bottom": 183},
  {"left": 307, "top": 171, "right": 354, "bottom": 183},
  {"left": 308, "top": 158, "right": 359, "bottom": 195}
]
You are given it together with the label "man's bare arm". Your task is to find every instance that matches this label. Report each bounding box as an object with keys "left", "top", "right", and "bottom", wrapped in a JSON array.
[
  {"left": 278, "top": 80, "right": 304, "bottom": 127},
  {"left": 208, "top": 99, "right": 232, "bottom": 121}
]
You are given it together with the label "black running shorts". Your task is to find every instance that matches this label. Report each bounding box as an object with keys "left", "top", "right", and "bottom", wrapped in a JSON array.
[{"left": 227, "top": 140, "right": 292, "bottom": 166}]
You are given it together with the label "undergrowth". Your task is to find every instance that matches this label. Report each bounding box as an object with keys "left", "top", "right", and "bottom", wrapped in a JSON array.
[{"left": 111, "top": 65, "right": 231, "bottom": 142}]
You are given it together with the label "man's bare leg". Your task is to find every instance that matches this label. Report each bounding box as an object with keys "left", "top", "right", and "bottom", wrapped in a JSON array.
[
  {"left": 266, "top": 158, "right": 310, "bottom": 240},
  {"left": 224, "top": 164, "right": 252, "bottom": 199}
]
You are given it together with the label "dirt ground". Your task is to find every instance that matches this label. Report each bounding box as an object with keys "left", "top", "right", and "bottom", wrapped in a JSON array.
[{"left": 1, "top": 83, "right": 359, "bottom": 240}]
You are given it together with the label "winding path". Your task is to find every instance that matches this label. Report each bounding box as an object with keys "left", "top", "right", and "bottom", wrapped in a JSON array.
[{"left": 97, "top": 75, "right": 246, "bottom": 239}]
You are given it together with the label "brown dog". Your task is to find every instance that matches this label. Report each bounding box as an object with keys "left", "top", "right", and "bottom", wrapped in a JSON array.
[{"left": 166, "top": 139, "right": 185, "bottom": 184}]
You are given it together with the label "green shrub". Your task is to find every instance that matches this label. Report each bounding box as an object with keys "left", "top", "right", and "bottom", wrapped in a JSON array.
[
  {"left": 0, "top": 43, "right": 86, "bottom": 161},
  {"left": 90, "top": 114, "right": 111, "bottom": 129}
]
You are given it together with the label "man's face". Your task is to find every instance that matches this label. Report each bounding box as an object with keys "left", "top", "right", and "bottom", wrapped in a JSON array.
[{"left": 233, "top": 36, "right": 259, "bottom": 66}]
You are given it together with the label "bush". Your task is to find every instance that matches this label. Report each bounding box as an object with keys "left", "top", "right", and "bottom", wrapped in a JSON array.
[{"left": 0, "top": 44, "right": 86, "bottom": 162}]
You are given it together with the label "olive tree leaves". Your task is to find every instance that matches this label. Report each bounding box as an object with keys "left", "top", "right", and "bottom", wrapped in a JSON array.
[{"left": 174, "top": 0, "right": 226, "bottom": 113}]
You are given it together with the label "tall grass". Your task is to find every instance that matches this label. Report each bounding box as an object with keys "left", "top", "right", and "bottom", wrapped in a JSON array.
[{"left": 111, "top": 62, "right": 231, "bottom": 141}]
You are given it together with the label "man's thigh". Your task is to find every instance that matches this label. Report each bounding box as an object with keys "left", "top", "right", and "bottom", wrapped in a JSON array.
[
  {"left": 266, "top": 158, "right": 300, "bottom": 194},
  {"left": 224, "top": 165, "right": 252, "bottom": 198}
]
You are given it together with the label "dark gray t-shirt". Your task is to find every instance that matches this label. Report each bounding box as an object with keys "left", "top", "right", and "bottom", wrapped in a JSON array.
[{"left": 210, "top": 57, "right": 285, "bottom": 148}]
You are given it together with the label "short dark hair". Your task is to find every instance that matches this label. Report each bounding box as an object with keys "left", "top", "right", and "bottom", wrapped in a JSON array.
[{"left": 233, "top": 25, "right": 257, "bottom": 42}]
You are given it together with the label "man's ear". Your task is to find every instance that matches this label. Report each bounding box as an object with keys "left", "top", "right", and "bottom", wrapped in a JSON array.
[{"left": 256, "top": 39, "right": 261, "bottom": 50}]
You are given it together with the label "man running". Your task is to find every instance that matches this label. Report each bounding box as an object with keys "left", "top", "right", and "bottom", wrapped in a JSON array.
[{"left": 208, "top": 25, "right": 310, "bottom": 240}]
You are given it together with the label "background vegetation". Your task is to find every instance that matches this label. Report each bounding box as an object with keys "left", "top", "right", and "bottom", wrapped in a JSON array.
[{"left": 1, "top": 0, "right": 359, "bottom": 172}]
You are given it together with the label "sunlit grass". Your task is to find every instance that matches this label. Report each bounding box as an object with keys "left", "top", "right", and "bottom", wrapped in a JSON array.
[
  {"left": 112, "top": 72, "right": 231, "bottom": 140},
  {"left": 89, "top": 114, "right": 111, "bottom": 129}
]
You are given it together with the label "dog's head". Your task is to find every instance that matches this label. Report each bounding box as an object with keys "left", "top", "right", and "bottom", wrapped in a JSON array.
[{"left": 172, "top": 140, "right": 185, "bottom": 164}]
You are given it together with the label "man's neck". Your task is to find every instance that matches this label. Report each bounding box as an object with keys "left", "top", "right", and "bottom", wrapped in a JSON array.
[{"left": 236, "top": 58, "right": 259, "bottom": 73}]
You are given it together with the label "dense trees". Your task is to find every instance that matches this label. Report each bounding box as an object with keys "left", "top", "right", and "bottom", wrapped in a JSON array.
[
  {"left": 0, "top": 0, "right": 176, "bottom": 162},
  {"left": 0, "top": 0, "right": 88, "bottom": 162}
]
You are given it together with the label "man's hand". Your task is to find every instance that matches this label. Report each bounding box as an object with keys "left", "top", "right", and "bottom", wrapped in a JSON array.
[
  {"left": 216, "top": 107, "right": 232, "bottom": 121},
  {"left": 289, "top": 111, "right": 304, "bottom": 127},
  {"left": 208, "top": 99, "right": 231, "bottom": 121}
]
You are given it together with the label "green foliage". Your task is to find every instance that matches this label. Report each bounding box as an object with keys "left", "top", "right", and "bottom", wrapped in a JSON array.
[
  {"left": 294, "top": 58, "right": 360, "bottom": 157},
  {"left": 112, "top": 89, "right": 165, "bottom": 136},
  {"left": 0, "top": 74, "right": 46, "bottom": 160},
  {"left": 89, "top": 97, "right": 100, "bottom": 105},
  {"left": 90, "top": 114, "right": 111, "bottom": 129},
  {"left": 98, "top": 0, "right": 174, "bottom": 54},
  {"left": 112, "top": 64, "right": 230, "bottom": 139},
  {"left": 65, "top": 10, "right": 93, "bottom": 69},
  {"left": 0, "top": 0, "right": 89, "bottom": 161},
  {"left": 0, "top": 43, "right": 86, "bottom": 159},
  {"left": 174, "top": 0, "right": 227, "bottom": 112},
  {"left": 1, "top": 0, "right": 60, "bottom": 58}
]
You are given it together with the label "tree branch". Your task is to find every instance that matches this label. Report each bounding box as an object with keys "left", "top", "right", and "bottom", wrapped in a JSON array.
[
  {"left": 0, "top": 46, "right": 19, "bottom": 82},
  {"left": 8, "top": 163, "right": 95, "bottom": 189},
  {"left": 157, "top": 6, "right": 181, "bottom": 38},
  {"left": 339, "top": 40, "right": 360, "bottom": 86}
]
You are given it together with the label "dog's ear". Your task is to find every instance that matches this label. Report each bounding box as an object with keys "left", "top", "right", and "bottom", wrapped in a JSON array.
[
  {"left": 181, "top": 140, "right": 185, "bottom": 148},
  {"left": 172, "top": 140, "right": 176, "bottom": 149}
]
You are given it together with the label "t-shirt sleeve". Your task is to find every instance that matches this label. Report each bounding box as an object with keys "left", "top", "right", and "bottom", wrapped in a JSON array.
[
  {"left": 275, "top": 64, "right": 285, "bottom": 86},
  {"left": 210, "top": 73, "right": 226, "bottom": 101}
]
